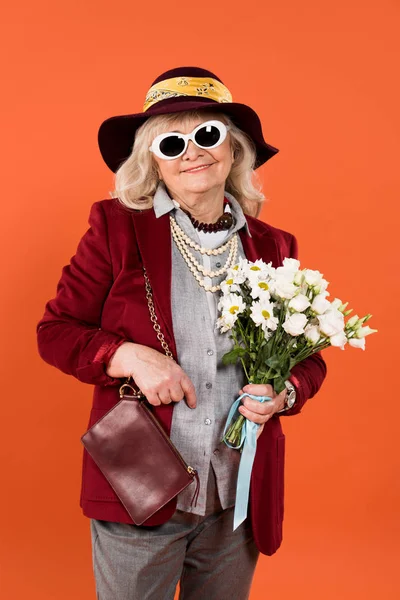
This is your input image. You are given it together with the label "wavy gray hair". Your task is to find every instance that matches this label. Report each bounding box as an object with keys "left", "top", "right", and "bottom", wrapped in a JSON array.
[{"left": 110, "top": 109, "right": 267, "bottom": 218}]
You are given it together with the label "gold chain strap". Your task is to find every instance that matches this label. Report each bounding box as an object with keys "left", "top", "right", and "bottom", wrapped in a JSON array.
[
  {"left": 143, "top": 268, "right": 175, "bottom": 360},
  {"left": 119, "top": 267, "right": 175, "bottom": 398}
]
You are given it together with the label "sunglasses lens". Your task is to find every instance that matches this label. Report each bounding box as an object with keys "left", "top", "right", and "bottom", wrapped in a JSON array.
[
  {"left": 159, "top": 135, "right": 186, "bottom": 158},
  {"left": 195, "top": 124, "right": 222, "bottom": 148}
]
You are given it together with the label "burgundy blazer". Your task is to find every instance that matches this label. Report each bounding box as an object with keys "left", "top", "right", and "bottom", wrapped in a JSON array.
[{"left": 36, "top": 198, "right": 327, "bottom": 556}]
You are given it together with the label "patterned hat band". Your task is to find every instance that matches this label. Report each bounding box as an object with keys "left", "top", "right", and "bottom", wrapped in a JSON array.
[{"left": 142, "top": 76, "right": 233, "bottom": 112}]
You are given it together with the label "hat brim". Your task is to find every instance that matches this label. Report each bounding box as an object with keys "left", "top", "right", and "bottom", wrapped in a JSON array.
[{"left": 98, "top": 99, "right": 279, "bottom": 173}]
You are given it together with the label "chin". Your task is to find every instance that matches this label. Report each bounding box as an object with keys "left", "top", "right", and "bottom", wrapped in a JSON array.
[{"left": 185, "top": 178, "right": 223, "bottom": 193}]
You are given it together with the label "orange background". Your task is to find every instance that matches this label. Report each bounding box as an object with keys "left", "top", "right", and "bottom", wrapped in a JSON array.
[{"left": 1, "top": 1, "right": 399, "bottom": 598}]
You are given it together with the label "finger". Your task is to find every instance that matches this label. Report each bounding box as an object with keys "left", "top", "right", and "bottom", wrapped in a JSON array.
[
  {"left": 238, "top": 405, "right": 270, "bottom": 424},
  {"left": 169, "top": 382, "right": 185, "bottom": 403},
  {"left": 143, "top": 390, "right": 162, "bottom": 406},
  {"left": 181, "top": 375, "right": 197, "bottom": 409},
  {"left": 241, "top": 396, "right": 274, "bottom": 414},
  {"left": 242, "top": 383, "right": 274, "bottom": 398},
  {"left": 157, "top": 389, "right": 173, "bottom": 404}
]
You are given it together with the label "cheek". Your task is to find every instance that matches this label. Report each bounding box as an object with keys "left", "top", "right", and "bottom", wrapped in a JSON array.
[
  {"left": 213, "top": 145, "right": 233, "bottom": 171},
  {"left": 157, "top": 161, "right": 180, "bottom": 181}
]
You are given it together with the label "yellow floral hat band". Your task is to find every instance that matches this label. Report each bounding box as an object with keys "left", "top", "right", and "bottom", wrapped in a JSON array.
[{"left": 143, "top": 76, "right": 233, "bottom": 112}]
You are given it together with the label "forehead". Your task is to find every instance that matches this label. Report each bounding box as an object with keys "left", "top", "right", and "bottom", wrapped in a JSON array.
[{"left": 162, "top": 112, "right": 226, "bottom": 134}]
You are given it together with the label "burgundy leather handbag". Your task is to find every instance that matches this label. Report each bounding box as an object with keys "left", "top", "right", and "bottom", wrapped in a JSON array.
[{"left": 80, "top": 268, "right": 199, "bottom": 525}]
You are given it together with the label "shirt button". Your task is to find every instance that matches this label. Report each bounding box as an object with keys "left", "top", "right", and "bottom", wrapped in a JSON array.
[
  {"left": 216, "top": 262, "right": 222, "bottom": 268},
  {"left": 207, "top": 349, "right": 214, "bottom": 356},
  {"left": 205, "top": 382, "right": 212, "bottom": 389},
  {"left": 204, "top": 418, "right": 212, "bottom": 425}
]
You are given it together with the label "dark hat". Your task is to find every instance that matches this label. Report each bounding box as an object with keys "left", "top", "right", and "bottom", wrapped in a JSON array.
[{"left": 98, "top": 66, "right": 279, "bottom": 172}]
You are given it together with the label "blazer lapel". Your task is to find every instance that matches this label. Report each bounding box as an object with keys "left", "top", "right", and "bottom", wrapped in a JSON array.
[
  {"left": 131, "top": 209, "right": 178, "bottom": 360},
  {"left": 239, "top": 225, "right": 282, "bottom": 267}
]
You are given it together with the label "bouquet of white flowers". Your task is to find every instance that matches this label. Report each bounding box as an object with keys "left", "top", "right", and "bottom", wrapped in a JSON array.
[{"left": 217, "top": 256, "right": 377, "bottom": 447}]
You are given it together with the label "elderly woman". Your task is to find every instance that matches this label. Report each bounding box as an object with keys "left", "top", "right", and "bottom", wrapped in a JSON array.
[{"left": 37, "top": 66, "right": 326, "bottom": 600}]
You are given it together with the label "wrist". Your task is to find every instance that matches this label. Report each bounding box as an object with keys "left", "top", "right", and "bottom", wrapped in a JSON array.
[
  {"left": 276, "top": 379, "right": 297, "bottom": 413},
  {"left": 105, "top": 341, "right": 136, "bottom": 377}
]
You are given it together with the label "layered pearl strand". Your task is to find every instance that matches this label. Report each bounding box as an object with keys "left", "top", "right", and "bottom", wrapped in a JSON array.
[{"left": 169, "top": 215, "right": 238, "bottom": 293}]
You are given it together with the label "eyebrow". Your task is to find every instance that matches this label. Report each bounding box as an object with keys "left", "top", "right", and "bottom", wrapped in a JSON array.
[{"left": 169, "top": 123, "right": 202, "bottom": 134}]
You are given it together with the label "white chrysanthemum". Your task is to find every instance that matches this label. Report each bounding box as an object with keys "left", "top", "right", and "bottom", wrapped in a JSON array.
[
  {"left": 282, "top": 312, "right": 308, "bottom": 336},
  {"left": 216, "top": 312, "right": 237, "bottom": 333},
  {"left": 250, "top": 299, "right": 279, "bottom": 331},
  {"left": 288, "top": 293, "right": 311, "bottom": 312},
  {"left": 218, "top": 293, "right": 246, "bottom": 316},
  {"left": 220, "top": 278, "right": 241, "bottom": 296},
  {"left": 246, "top": 260, "right": 273, "bottom": 285},
  {"left": 249, "top": 279, "right": 272, "bottom": 300},
  {"left": 227, "top": 262, "right": 247, "bottom": 284},
  {"left": 317, "top": 309, "right": 344, "bottom": 337}
]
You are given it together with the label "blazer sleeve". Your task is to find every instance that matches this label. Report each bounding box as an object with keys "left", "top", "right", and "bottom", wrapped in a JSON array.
[
  {"left": 36, "top": 201, "right": 130, "bottom": 386},
  {"left": 279, "top": 233, "right": 328, "bottom": 416}
]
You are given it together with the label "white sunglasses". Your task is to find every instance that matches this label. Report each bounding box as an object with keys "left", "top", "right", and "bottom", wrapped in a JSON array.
[{"left": 148, "top": 119, "right": 231, "bottom": 160}]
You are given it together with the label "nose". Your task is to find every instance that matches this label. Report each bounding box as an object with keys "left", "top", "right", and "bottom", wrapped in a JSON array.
[{"left": 183, "top": 139, "right": 203, "bottom": 159}]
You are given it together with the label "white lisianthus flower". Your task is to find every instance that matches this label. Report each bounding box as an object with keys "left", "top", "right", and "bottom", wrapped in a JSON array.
[
  {"left": 294, "top": 270, "right": 304, "bottom": 285},
  {"left": 271, "top": 277, "right": 298, "bottom": 300},
  {"left": 314, "top": 278, "right": 330, "bottom": 295},
  {"left": 288, "top": 293, "right": 311, "bottom": 312},
  {"left": 346, "top": 314, "right": 360, "bottom": 328},
  {"left": 330, "top": 298, "right": 343, "bottom": 310},
  {"left": 303, "top": 269, "right": 324, "bottom": 287},
  {"left": 250, "top": 299, "right": 279, "bottom": 331},
  {"left": 217, "top": 293, "right": 246, "bottom": 316},
  {"left": 304, "top": 324, "right": 321, "bottom": 344},
  {"left": 354, "top": 325, "right": 378, "bottom": 338},
  {"left": 317, "top": 309, "right": 345, "bottom": 336},
  {"left": 275, "top": 258, "right": 300, "bottom": 280},
  {"left": 282, "top": 312, "right": 308, "bottom": 336},
  {"left": 330, "top": 330, "right": 348, "bottom": 350},
  {"left": 311, "top": 294, "right": 332, "bottom": 315},
  {"left": 348, "top": 337, "right": 366, "bottom": 350}
]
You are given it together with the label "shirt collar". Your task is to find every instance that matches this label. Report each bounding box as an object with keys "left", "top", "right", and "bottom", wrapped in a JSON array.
[{"left": 152, "top": 180, "right": 252, "bottom": 238}]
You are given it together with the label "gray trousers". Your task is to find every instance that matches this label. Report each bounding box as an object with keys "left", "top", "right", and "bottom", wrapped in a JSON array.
[{"left": 90, "top": 463, "right": 260, "bottom": 600}]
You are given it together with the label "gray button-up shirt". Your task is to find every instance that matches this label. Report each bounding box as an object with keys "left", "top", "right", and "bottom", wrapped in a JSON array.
[{"left": 153, "top": 181, "right": 252, "bottom": 516}]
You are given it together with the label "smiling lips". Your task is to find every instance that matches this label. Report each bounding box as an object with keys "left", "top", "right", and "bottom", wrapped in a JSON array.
[{"left": 183, "top": 163, "right": 214, "bottom": 173}]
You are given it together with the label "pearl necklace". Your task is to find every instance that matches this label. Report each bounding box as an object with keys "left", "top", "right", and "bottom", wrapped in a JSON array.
[{"left": 170, "top": 216, "right": 238, "bottom": 293}]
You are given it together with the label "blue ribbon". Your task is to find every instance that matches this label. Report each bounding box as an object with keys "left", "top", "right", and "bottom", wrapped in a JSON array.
[{"left": 222, "top": 393, "right": 272, "bottom": 530}]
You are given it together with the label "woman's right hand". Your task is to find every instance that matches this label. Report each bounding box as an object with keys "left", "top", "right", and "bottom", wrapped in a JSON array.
[{"left": 106, "top": 342, "right": 197, "bottom": 409}]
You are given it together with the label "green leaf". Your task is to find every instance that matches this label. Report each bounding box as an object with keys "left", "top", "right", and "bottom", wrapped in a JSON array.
[
  {"left": 221, "top": 347, "right": 248, "bottom": 366},
  {"left": 265, "top": 354, "right": 281, "bottom": 369}
]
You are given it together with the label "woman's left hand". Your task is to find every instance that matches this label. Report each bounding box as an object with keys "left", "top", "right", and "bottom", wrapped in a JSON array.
[{"left": 238, "top": 383, "right": 287, "bottom": 439}]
